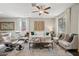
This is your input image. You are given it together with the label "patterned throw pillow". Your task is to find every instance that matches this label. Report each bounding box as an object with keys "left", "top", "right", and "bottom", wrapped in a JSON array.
[
  {"left": 67, "top": 34, "right": 74, "bottom": 42},
  {"left": 59, "top": 34, "right": 62, "bottom": 39}
]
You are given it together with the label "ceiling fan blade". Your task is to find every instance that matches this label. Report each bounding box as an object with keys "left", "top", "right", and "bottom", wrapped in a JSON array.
[
  {"left": 32, "top": 3, "right": 36, "bottom": 6},
  {"left": 44, "top": 11, "right": 49, "bottom": 14},
  {"left": 44, "top": 7, "right": 51, "bottom": 10},
  {"left": 32, "top": 11, "right": 38, "bottom": 13},
  {"left": 36, "top": 6, "right": 40, "bottom": 9}
]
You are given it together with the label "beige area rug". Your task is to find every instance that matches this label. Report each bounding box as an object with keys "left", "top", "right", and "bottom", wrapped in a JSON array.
[{"left": 7, "top": 43, "right": 73, "bottom": 56}]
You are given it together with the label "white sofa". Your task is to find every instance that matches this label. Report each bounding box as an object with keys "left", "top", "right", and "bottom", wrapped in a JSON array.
[
  {"left": 0, "top": 32, "right": 11, "bottom": 52},
  {"left": 58, "top": 34, "right": 78, "bottom": 50}
]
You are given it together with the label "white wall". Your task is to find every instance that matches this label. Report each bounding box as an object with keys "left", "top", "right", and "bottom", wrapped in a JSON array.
[
  {"left": 29, "top": 18, "right": 56, "bottom": 32},
  {"left": 64, "top": 9, "right": 71, "bottom": 34},
  {"left": 29, "top": 18, "right": 56, "bottom": 37},
  {"left": 55, "top": 17, "right": 58, "bottom": 36},
  {"left": 70, "top": 4, "right": 79, "bottom": 34}
]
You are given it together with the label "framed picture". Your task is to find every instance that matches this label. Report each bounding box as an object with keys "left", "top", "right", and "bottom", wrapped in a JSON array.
[
  {"left": 34, "top": 21, "right": 44, "bottom": 31},
  {"left": 0, "top": 22, "right": 15, "bottom": 31}
]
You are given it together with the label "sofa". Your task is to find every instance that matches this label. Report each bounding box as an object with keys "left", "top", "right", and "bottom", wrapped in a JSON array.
[
  {"left": 0, "top": 32, "right": 12, "bottom": 51},
  {"left": 58, "top": 34, "right": 78, "bottom": 50}
]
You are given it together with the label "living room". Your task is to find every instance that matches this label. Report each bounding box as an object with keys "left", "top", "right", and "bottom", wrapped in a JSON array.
[{"left": 0, "top": 3, "right": 79, "bottom": 56}]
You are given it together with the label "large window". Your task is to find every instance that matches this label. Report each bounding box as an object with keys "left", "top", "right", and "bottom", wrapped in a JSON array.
[{"left": 58, "top": 17, "right": 65, "bottom": 33}]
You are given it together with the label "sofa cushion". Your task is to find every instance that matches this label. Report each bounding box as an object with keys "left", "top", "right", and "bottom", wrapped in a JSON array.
[
  {"left": 59, "top": 33, "right": 65, "bottom": 40},
  {"left": 59, "top": 40, "right": 70, "bottom": 47},
  {"left": 2, "top": 36, "right": 11, "bottom": 43},
  {"left": 59, "top": 34, "right": 62, "bottom": 39},
  {"left": 64, "top": 34, "right": 70, "bottom": 41}
]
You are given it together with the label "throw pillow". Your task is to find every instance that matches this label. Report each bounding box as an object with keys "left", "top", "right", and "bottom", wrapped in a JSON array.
[
  {"left": 67, "top": 34, "right": 74, "bottom": 42},
  {"left": 59, "top": 34, "right": 62, "bottom": 39},
  {"left": 31, "top": 32, "right": 34, "bottom": 35}
]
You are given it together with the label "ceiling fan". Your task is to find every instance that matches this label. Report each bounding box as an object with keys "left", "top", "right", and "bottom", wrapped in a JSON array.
[{"left": 32, "top": 3, "right": 51, "bottom": 15}]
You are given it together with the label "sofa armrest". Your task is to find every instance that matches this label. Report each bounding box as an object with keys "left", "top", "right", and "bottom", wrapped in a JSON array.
[
  {"left": 59, "top": 40, "right": 70, "bottom": 47},
  {"left": 69, "top": 36, "right": 78, "bottom": 48},
  {"left": 0, "top": 44, "right": 6, "bottom": 52}
]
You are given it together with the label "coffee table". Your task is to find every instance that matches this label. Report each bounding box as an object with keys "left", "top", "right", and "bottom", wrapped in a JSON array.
[{"left": 29, "top": 37, "right": 53, "bottom": 49}]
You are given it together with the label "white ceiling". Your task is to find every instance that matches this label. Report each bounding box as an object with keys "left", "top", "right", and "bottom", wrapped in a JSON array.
[{"left": 0, "top": 3, "right": 74, "bottom": 18}]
